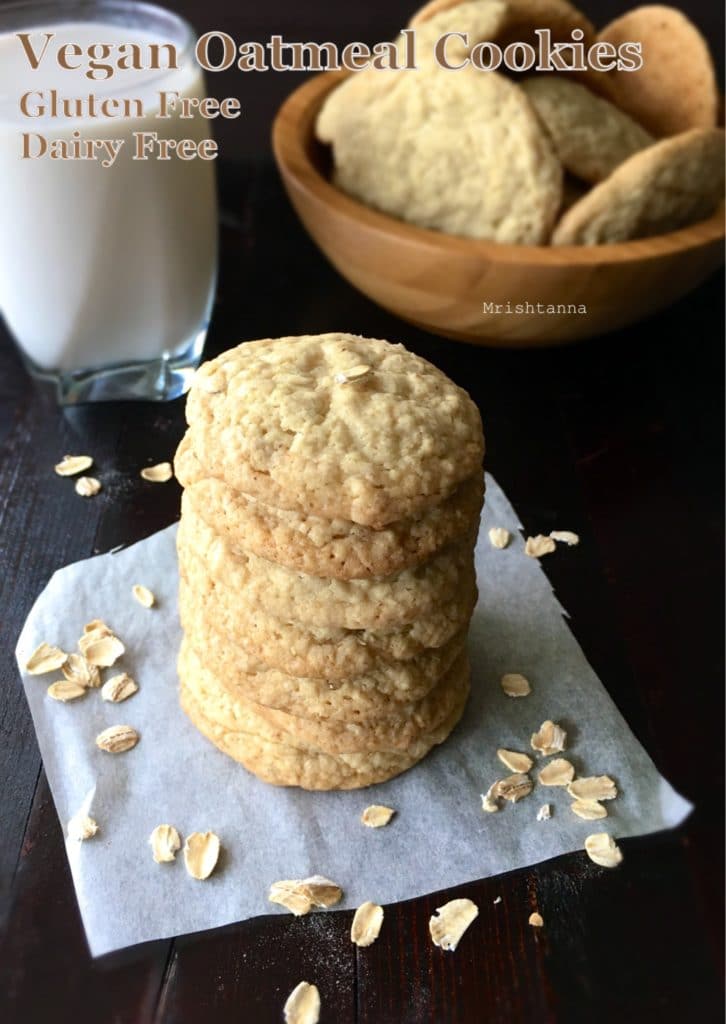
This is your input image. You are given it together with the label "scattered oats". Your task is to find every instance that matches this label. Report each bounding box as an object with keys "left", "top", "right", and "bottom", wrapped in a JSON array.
[
  {"left": 62, "top": 652, "right": 100, "bottom": 688},
  {"left": 25, "top": 642, "right": 68, "bottom": 675},
  {"left": 496, "top": 773, "right": 534, "bottom": 803},
  {"left": 568, "top": 776, "right": 618, "bottom": 802},
  {"left": 334, "top": 364, "right": 371, "bottom": 384},
  {"left": 75, "top": 476, "right": 101, "bottom": 497},
  {"left": 95, "top": 724, "right": 139, "bottom": 754},
  {"left": 47, "top": 680, "right": 86, "bottom": 702},
  {"left": 67, "top": 812, "right": 99, "bottom": 841},
  {"left": 497, "top": 749, "right": 534, "bottom": 773},
  {"left": 132, "top": 584, "right": 155, "bottom": 608},
  {"left": 269, "top": 876, "right": 343, "bottom": 916},
  {"left": 500, "top": 672, "right": 531, "bottom": 697},
  {"left": 488, "top": 527, "right": 511, "bottom": 549},
  {"left": 80, "top": 631, "right": 125, "bottom": 668},
  {"left": 351, "top": 902, "right": 384, "bottom": 947},
  {"left": 584, "top": 833, "right": 623, "bottom": 868},
  {"left": 531, "top": 720, "right": 567, "bottom": 756},
  {"left": 297, "top": 876, "right": 343, "bottom": 909},
  {"left": 537, "top": 804, "right": 552, "bottom": 821},
  {"left": 538, "top": 758, "right": 575, "bottom": 786},
  {"left": 101, "top": 673, "right": 138, "bottom": 703},
  {"left": 571, "top": 799, "right": 607, "bottom": 820},
  {"left": 283, "top": 982, "right": 320, "bottom": 1024},
  {"left": 140, "top": 462, "right": 173, "bottom": 483},
  {"left": 54, "top": 454, "right": 93, "bottom": 477},
  {"left": 150, "top": 824, "right": 181, "bottom": 863},
  {"left": 493, "top": 896, "right": 502, "bottom": 905},
  {"left": 361, "top": 804, "right": 395, "bottom": 828},
  {"left": 525, "top": 534, "right": 556, "bottom": 558},
  {"left": 269, "top": 881, "right": 313, "bottom": 916},
  {"left": 183, "top": 831, "right": 220, "bottom": 879},
  {"left": 429, "top": 898, "right": 479, "bottom": 951},
  {"left": 529, "top": 912, "right": 544, "bottom": 927},
  {"left": 550, "top": 530, "right": 579, "bottom": 546},
  {"left": 481, "top": 783, "right": 501, "bottom": 813},
  {"left": 83, "top": 619, "right": 113, "bottom": 635}
]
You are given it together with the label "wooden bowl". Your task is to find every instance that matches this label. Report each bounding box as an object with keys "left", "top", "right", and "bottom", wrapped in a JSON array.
[{"left": 272, "top": 71, "right": 725, "bottom": 348}]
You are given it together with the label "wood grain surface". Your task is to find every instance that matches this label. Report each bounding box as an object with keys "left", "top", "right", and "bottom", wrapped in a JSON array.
[{"left": 0, "top": 1, "right": 724, "bottom": 1021}]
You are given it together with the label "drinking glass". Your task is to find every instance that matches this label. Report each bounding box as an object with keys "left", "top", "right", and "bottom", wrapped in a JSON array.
[{"left": 0, "top": 0, "right": 217, "bottom": 403}]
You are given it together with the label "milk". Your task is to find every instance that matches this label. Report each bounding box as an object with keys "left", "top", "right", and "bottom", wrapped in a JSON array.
[{"left": 0, "top": 20, "right": 217, "bottom": 374}]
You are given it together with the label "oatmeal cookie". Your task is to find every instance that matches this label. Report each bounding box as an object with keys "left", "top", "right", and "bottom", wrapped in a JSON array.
[{"left": 184, "top": 334, "right": 484, "bottom": 528}]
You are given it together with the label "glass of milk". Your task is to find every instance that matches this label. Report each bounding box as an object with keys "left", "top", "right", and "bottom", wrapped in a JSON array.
[{"left": 0, "top": 1, "right": 217, "bottom": 403}]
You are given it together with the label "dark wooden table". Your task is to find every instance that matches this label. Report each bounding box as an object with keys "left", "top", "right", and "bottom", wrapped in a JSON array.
[{"left": 1, "top": 3, "right": 724, "bottom": 1022}]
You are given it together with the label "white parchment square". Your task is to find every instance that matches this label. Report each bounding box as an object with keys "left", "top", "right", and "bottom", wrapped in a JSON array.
[{"left": 15, "top": 475, "right": 691, "bottom": 956}]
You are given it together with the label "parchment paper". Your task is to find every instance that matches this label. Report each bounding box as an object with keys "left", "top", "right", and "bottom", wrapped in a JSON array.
[{"left": 15, "top": 475, "right": 691, "bottom": 956}]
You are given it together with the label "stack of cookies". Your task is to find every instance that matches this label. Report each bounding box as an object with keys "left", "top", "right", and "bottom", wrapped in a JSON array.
[{"left": 174, "top": 333, "right": 484, "bottom": 790}]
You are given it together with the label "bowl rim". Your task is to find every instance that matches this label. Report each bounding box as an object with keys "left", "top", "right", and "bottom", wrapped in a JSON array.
[{"left": 273, "top": 69, "right": 726, "bottom": 267}]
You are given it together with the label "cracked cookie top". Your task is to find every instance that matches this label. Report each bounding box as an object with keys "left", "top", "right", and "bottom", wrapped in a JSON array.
[{"left": 184, "top": 333, "right": 484, "bottom": 528}]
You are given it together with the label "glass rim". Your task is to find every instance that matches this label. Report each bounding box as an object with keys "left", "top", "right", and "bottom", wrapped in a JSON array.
[{"left": 0, "top": 0, "right": 197, "bottom": 66}]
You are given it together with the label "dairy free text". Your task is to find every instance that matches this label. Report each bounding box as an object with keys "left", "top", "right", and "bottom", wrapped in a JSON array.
[{"left": 14, "top": 26, "right": 643, "bottom": 166}]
